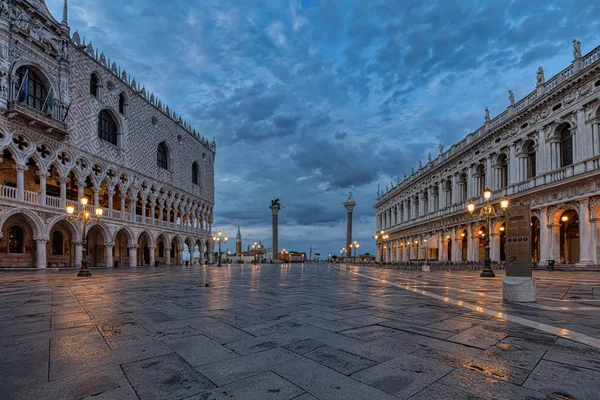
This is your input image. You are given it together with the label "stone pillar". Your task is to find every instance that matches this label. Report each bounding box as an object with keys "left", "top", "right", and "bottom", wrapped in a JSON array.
[
  {"left": 508, "top": 144, "right": 518, "bottom": 185},
  {"left": 77, "top": 182, "right": 84, "bottom": 200},
  {"left": 35, "top": 238, "right": 48, "bottom": 269},
  {"left": 549, "top": 141, "right": 560, "bottom": 170},
  {"left": 74, "top": 242, "right": 82, "bottom": 268},
  {"left": 93, "top": 188, "right": 99, "bottom": 207},
  {"left": 130, "top": 199, "right": 136, "bottom": 220},
  {"left": 105, "top": 244, "right": 114, "bottom": 268},
  {"left": 38, "top": 172, "right": 48, "bottom": 206},
  {"left": 485, "top": 157, "right": 492, "bottom": 189},
  {"left": 343, "top": 199, "right": 356, "bottom": 257},
  {"left": 165, "top": 247, "right": 171, "bottom": 265},
  {"left": 576, "top": 108, "right": 586, "bottom": 161},
  {"left": 15, "top": 164, "right": 26, "bottom": 201},
  {"left": 538, "top": 209, "right": 550, "bottom": 265},
  {"left": 577, "top": 199, "right": 593, "bottom": 265},
  {"left": 493, "top": 168, "right": 502, "bottom": 190},
  {"left": 466, "top": 226, "right": 474, "bottom": 261},
  {"left": 107, "top": 190, "right": 114, "bottom": 214},
  {"left": 270, "top": 202, "right": 282, "bottom": 261},
  {"left": 128, "top": 245, "right": 137, "bottom": 267},
  {"left": 551, "top": 224, "right": 561, "bottom": 263},
  {"left": 177, "top": 245, "right": 184, "bottom": 265},
  {"left": 59, "top": 178, "right": 68, "bottom": 209},
  {"left": 490, "top": 232, "right": 501, "bottom": 262},
  {"left": 452, "top": 174, "right": 458, "bottom": 204},
  {"left": 396, "top": 241, "right": 402, "bottom": 261},
  {"left": 207, "top": 247, "right": 214, "bottom": 264},
  {"left": 121, "top": 197, "right": 126, "bottom": 216},
  {"left": 452, "top": 233, "right": 461, "bottom": 262},
  {"left": 148, "top": 246, "right": 156, "bottom": 267}
]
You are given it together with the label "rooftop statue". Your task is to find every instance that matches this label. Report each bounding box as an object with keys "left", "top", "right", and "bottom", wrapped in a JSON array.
[
  {"left": 536, "top": 66, "right": 545, "bottom": 86},
  {"left": 573, "top": 39, "right": 582, "bottom": 59},
  {"left": 509, "top": 90, "right": 515, "bottom": 105},
  {"left": 485, "top": 107, "right": 490, "bottom": 122}
]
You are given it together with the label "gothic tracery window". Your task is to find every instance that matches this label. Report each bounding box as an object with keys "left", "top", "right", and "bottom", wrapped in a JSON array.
[
  {"left": 98, "top": 110, "right": 118, "bottom": 145},
  {"left": 16, "top": 67, "right": 48, "bottom": 112},
  {"left": 560, "top": 126, "right": 573, "bottom": 167},
  {"left": 90, "top": 74, "right": 99, "bottom": 97},
  {"left": 157, "top": 142, "right": 168, "bottom": 169},
  {"left": 192, "top": 162, "right": 199, "bottom": 184}
]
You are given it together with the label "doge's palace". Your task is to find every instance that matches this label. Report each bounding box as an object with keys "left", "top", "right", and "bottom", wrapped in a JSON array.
[
  {"left": 375, "top": 40, "right": 600, "bottom": 268},
  {"left": 0, "top": 0, "right": 215, "bottom": 268}
]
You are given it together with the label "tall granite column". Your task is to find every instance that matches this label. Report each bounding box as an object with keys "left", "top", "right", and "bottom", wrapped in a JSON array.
[
  {"left": 270, "top": 202, "right": 281, "bottom": 261},
  {"left": 344, "top": 198, "right": 356, "bottom": 258}
]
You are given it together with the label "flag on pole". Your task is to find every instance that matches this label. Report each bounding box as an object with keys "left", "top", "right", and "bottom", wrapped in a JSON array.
[
  {"left": 62, "top": 102, "right": 72, "bottom": 122},
  {"left": 48, "top": 88, "right": 54, "bottom": 111},
  {"left": 17, "top": 70, "right": 29, "bottom": 102},
  {"left": 42, "top": 88, "right": 54, "bottom": 116}
]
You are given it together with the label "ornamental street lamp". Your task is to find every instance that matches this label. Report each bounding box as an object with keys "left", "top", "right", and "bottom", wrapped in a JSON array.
[
  {"left": 340, "top": 248, "right": 347, "bottom": 261},
  {"left": 212, "top": 230, "right": 228, "bottom": 267},
  {"left": 466, "top": 189, "right": 509, "bottom": 278},
  {"left": 252, "top": 242, "right": 262, "bottom": 264},
  {"left": 350, "top": 240, "right": 360, "bottom": 263},
  {"left": 373, "top": 230, "right": 389, "bottom": 263},
  {"left": 66, "top": 197, "right": 103, "bottom": 277}
]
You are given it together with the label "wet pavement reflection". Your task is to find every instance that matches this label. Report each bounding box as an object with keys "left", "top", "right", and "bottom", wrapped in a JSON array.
[{"left": 0, "top": 263, "right": 599, "bottom": 399}]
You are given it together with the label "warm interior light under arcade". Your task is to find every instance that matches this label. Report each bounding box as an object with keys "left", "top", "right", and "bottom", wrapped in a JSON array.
[
  {"left": 500, "top": 226, "right": 505, "bottom": 232},
  {"left": 561, "top": 215, "right": 569, "bottom": 222}
]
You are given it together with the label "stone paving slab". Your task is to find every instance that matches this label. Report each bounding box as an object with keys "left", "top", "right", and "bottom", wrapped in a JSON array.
[
  {"left": 121, "top": 353, "right": 216, "bottom": 400},
  {"left": 523, "top": 359, "right": 600, "bottom": 399},
  {"left": 197, "top": 347, "right": 305, "bottom": 386},
  {"left": 303, "top": 345, "right": 377, "bottom": 375},
  {"left": 350, "top": 354, "right": 454, "bottom": 399},
  {"left": 184, "top": 371, "right": 305, "bottom": 400},
  {"left": 164, "top": 334, "right": 238, "bottom": 367},
  {"left": 274, "top": 359, "right": 399, "bottom": 400}
]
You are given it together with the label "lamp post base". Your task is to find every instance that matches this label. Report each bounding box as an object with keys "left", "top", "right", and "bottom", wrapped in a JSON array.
[
  {"left": 217, "top": 263, "right": 222, "bottom": 267},
  {"left": 480, "top": 258, "right": 495, "bottom": 277},
  {"left": 77, "top": 269, "right": 92, "bottom": 277}
]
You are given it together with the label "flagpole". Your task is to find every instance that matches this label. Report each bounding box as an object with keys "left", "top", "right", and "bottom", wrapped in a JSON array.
[
  {"left": 42, "top": 88, "right": 52, "bottom": 113},
  {"left": 15, "top": 69, "right": 29, "bottom": 101}
]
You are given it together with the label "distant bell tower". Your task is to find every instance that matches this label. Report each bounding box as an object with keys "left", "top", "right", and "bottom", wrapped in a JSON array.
[{"left": 236, "top": 225, "right": 242, "bottom": 254}]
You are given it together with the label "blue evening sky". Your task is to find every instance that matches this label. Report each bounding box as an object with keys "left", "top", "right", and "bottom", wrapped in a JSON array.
[{"left": 47, "top": 0, "right": 600, "bottom": 257}]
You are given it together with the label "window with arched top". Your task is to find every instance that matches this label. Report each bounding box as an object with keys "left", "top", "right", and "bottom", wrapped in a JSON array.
[
  {"left": 560, "top": 125, "right": 573, "bottom": 167},
  {"left": 119, "top": 93, "right": 126, "bottom": 115},
  {"left": 8, "top": 225, "right": 24, "bottom": 254},
  {"left": 192, "top": 162, "right": 199, "bottom": 184},
  {"left": 90, "top": 74, "right": 99, "bottom": 97},
  {"left": 52, "top": 231, "right": 64, "bottom": 255},
  {"left": 16, "top": 67, "right": 48, "bottom": 111},
  {"left": 157, "top": 142, "right": 168, "bottom": 169},
  {"left": 527, "top": 142, "right": 537, "bottom": 178},
  {"left": 98, "top": 110, "right": 118, "bottom": 145}
]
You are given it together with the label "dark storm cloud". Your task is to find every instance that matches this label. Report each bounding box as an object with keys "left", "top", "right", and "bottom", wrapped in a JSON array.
[{"left": 48, "top": 0, "right": 600, "bottom": 255}]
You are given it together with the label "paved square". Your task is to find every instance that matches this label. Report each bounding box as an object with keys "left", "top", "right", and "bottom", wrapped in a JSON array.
[{"left": 1, "top": 264, "right": 600, "bottom": 399}]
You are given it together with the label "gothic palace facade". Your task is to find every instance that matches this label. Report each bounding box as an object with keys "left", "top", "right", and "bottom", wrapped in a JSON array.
[
  {"left": 0, "top": 0, "right": 215, "bottom": 268},
  {"left": 375, "top": 41, "right": 600, "bottom": 267}
]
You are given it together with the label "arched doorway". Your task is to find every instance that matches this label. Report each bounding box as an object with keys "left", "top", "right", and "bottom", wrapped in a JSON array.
[
  {"left": 558, "top": 209, "right": 580, "bottom": 264},
  {"left": 86, "top": 225, "right": 107, "bottom": 267},
  {"left": 0, "top": 213, "right": 37, "bottom": 267},
  {"left": 137, "top": 231, "right": 152, "bottom": 266},
  {"left": 114, "top": 228, "right": 130, "bottom": 267},
  {"left": 458, "top": 228, "right": 467, "bottom": 261},
  {"left": 531, "top": 215, "right": 541, "bottom": 264},
  {"left": 47, "top": 219, "right": 78, "bottom": 268},
  {"left": 155, "top": 234, "right": 168, "bottom": 265}
]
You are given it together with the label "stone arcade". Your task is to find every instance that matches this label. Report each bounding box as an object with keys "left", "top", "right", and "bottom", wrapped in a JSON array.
[
  {"left": 375, "top": 41, "right": 600, "bottom": 268},
  {"left": 0, "top": 0, "right": 215, "bottom": 268}
]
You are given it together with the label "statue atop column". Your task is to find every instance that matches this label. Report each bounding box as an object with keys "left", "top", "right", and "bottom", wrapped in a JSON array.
[
  {"left": 508, "top": 90, "right": 515, "bottom": 105},
  {"left": 573, "top": 39, "right": 581, "bottom": 59},
  {"left": 536, "top": 67, "right": 545, "bottom": 86},
  {"left": 347, "top": 191, "right": 354, "bottom": 203}
]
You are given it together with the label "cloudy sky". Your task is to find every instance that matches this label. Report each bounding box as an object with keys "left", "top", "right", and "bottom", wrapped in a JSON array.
[{"left": 47, "top": 0, "right": 600, "bottom": 257}]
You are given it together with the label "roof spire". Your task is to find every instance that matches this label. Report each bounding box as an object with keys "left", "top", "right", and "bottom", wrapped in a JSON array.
[{"left": 61, "top": 0, "right": 68, "bottom": 25}]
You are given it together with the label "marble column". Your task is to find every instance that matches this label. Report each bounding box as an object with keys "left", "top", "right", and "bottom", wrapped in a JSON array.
[
  {"left": 59, "top": 178, "right": 68, "bottom": 209},
  {"left": 105, "top": 244, "right": 114, "bottom": 268},
  {"left": 165, "top": 247, "right": 171, "bottom": 265},
  {"left": 128, "top": 245, "right": 137, "bottom": 267},
  {"left": 73, "top": 242, "right": 82, "bottom": 268},
  {"left": 93, "top": 188, "right": 99, "bottom": 207},
  {"left": 15, "top": 164, "right": 26, "bottom": 201},
  {"left": 35, "top": 238, "right": 48, "bottom": 268},
  {"left": 107, "top": 190, "right": 114, "bottom": 215},
  {"left": 538, "top": 209, "right": 550, "bottom": 265},
  {"left": 485, "top": 157, "right": 493, "bottom": 189},
  {"left": 466, "top": 226, "right": 474, "bottom": 261},
  {"left": 149, "top": 246, "right": 156, "bottom": 266},
  {"left": 577, "top": 199, "right": 593, "bottom": 265},
  {"left": 38, "top": 172, "right": 48, "bottom": 206},
  {"left": 551, "top": 224, "right": 561, "bottom": 263},
  {"left": 178, "top": 246, "right": 184, "bottom": 265},
  {"left": 270, "top": 202, "right": 282, "bottom": 261},
  {"left": 508, "top": 144, "right": 518, "bottom": 184},
  {"left": 343, "top": 200, "right": 356, "bottom": 257},
  {"left": 490, "top": 232, "right": 501, "bottom": 262}
]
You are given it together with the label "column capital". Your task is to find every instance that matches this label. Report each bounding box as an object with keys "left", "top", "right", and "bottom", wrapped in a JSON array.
[
  {"left": 127, "top": 244, "right": 138, "bottom": 249},
  {"left": 34, "top": 237, "right": 48, "bottom": 243},
  {"left": 105, "top": 242, "right": 114, "bottom": 247},
  {"left": 14, "top": 164, "right": 28, "bottom": 172},
  {"left": 59, "top": 178, "right": 70, "bottom": 184}
]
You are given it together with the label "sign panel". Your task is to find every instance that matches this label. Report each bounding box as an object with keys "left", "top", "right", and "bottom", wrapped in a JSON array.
[{"left": 505, "top": 205, "right": 532, "bottom": 277}]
